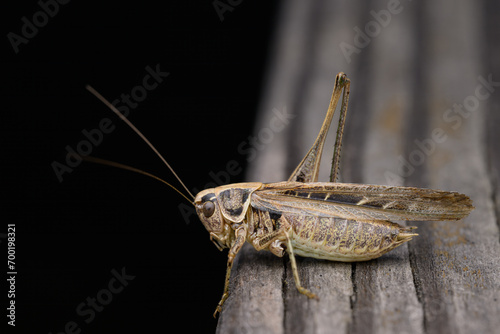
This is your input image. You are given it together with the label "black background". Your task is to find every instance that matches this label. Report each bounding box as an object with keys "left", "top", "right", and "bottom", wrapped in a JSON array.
[{"left": 2, "top": 1, "right": 281, "bottom": 332}]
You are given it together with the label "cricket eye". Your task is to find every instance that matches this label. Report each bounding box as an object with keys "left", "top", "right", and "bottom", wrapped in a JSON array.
[{"left": 202, "top": 201, "right": 215, "bottom": 217}]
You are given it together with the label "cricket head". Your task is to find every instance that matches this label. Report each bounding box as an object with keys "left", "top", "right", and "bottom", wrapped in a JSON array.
[
  {"left": 194, "top": 189, "right": 230, "bottom": 250},
  {"left": 194, "top": 183, "right": 262, "bottom": 251}
]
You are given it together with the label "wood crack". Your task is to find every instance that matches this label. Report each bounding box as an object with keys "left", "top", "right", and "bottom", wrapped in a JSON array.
[
  {"left": 347, "top": 263, "right": 357, "bottom": 334},
  {"left": 408, "top": 245, "right": 428, "bottom": 334},
  {"left": 281, "top": 256, "right": 288, "bottom": 333},
  {"left": 489, "top": 170, "right": 500, "bottom": 245}
]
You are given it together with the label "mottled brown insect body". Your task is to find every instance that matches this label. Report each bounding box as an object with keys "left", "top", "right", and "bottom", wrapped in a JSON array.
[
  {"left": 246, "top": 188, "right": 417, "bottom": 262},
  {"left": 288, "top": 215, "right": 414, "bottom": 262},
  {"left": 84, "top": 74, "right": 473, "bottom": 318}
]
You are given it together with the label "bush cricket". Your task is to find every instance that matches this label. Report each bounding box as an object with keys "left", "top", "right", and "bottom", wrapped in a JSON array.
[{"left": 83, "top": 72, "right": 473, "bottom": 317}]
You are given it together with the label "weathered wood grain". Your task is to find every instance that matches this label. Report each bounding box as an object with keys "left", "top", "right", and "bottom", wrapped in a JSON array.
[
  {"left": 484, "top": 0, "right": 500, "bottom": 259},
  {"left": 405, "top": 1, "right": 500, "bottom": 334},
  {"left": 347, "top": 2, "right": 423, "bottom": 333},
  {"left": 216, "top": 0, "right": 500, "bottom": 333},
  {"left": 216, "top": 243, "right": 285, "bottom": 334}
]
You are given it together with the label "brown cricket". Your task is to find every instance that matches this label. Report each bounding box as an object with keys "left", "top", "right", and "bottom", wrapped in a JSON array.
[{"left": 84, "top": 72, "right": 473, "bottom": 317}]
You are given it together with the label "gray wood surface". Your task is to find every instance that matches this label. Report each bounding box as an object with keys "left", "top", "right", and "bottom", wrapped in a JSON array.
[{"left": 216, "top": 1, "right": 500, "bottom": 333}]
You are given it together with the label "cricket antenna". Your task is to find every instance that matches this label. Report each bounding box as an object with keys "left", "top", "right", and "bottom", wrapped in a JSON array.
[
  {"left": 85, "top": 85, "right": 195, "bottom": 201},
  {"left": 82, "top": 155, "right": 194, "bottom": 204}
]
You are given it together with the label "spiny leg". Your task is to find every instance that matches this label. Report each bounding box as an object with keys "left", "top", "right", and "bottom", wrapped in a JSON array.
[
  {"left": 213, "top": 226, "right": 247, "bottom": 317},
  {"left": 285, "top": 234, "right": 317, "bottom": 299},
  {"left": 213, "top": 257, "right": 234, "bottom": 318},
  {"left": 249, "top": 210, "right": 291, "bottom": 254},
  {"left": 329, "top": 75, "right": 350, "bottom": 182},
  {"left": 288, "top": 72, "right": 350, "bottom": 183}
]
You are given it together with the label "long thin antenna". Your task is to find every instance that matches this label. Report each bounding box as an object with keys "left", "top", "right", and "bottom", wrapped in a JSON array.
[
  {"left": 85, "top": 85, "right": 195, "bottom": 200},
  {"left": 82, "top": 155, "right": 193, "bottom": 204}
]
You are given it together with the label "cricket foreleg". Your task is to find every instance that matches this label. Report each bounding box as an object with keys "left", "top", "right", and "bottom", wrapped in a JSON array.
[
  {"left": 213, "top": 225, "right": 247, "bottom": 318},
  {"left": 285, "top": 234, "right": 318, "bottom": 299},
  {"left": 213, "top": 257, "right": 234, "bottom": 318}
]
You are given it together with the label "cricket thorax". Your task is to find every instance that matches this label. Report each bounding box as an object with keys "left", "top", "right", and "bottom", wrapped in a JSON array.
[{"left": 247, "top": 207, "right": 289, "bottom": 253}]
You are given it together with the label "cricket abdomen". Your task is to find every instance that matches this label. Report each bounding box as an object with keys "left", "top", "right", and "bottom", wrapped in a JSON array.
[{"left": 286, "top": 213, "right": 416, "bottom": 261}]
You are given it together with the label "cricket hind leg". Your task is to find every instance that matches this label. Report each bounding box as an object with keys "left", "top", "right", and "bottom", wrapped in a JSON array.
[
  {"left": 288, "top": 73, "right": 350, "bottom": 183},
  {"left": 285, "top": 234, "right": 318, "bottom": 299},
  {"left": 329, "top": 74, "right": 350, "bottom": 183}
]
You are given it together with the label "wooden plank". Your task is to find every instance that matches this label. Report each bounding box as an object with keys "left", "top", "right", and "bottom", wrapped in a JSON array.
[
  {"left": 406, "top": 1, "right": 500, "bottom": 334},
  {"left": 218, "top": 1, "right": 360, "bottom": 332},
  {"left": 278, "top": 2, "right": 362, "bottom": 332},
  {"left": 216, "top": 0, "right": 500, "bottom": 333},
  {"left": 484, "top": 0, "right": 500, "bottom": 261},
  {"left": 217, "top": 1, "right": 327, "bottom": 332},
  {"left": 216, "top": 243, "right": 285, "bottom": 334},
  {"left": 346, "top": 1, "right": 424, "bottom": 333}
]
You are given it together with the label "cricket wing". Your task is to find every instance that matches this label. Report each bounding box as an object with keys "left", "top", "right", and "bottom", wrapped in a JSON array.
[{"left": 251, "top": 182, "right": 473, "bottom": 221}]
